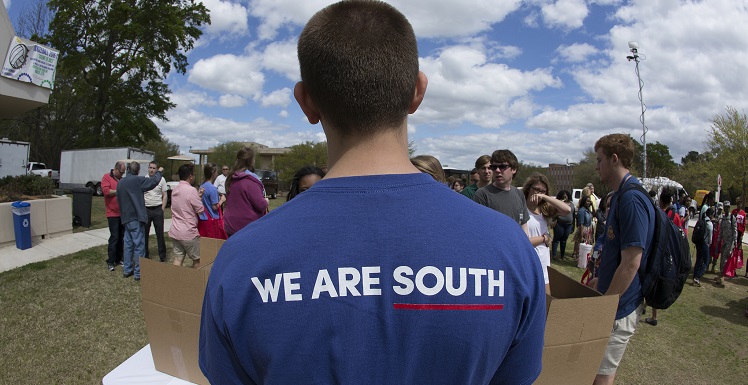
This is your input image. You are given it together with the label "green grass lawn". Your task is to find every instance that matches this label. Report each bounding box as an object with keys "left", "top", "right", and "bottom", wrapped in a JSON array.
[{"left": 4, "top": 210, "right": 748, "bottom": 384}]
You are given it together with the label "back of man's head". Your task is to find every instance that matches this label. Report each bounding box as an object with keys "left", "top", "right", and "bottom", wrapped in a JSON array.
[
  {"left": 297, "top": 0, "right": 418, "bottom": 135},
  {"left": 130, "top": 161, "right": 140, "bottom": 176},
  {"left": 594, "top": 134, "right": 634, "bottom": 168},
  {"left": 660, "top": 187, "right": 674, "bottom": 208},
  {"left": 178, "top": 164, "right": 194, "bottom": 181}
]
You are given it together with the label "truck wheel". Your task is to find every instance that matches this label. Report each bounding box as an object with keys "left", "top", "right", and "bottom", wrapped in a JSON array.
[{"left": 95, "top": 183, "right": 103, "bottom": 196}]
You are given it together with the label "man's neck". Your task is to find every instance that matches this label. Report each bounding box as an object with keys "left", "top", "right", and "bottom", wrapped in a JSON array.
[
  {"left": 324, "top": 127, "right": 419, "bottom": 178},
  {"left": 608, "top": 168, "right": 631, "bottom": 191}
]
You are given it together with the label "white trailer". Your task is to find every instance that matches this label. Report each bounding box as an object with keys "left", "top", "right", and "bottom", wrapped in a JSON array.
[
  {"left": 0, "top": 139, "right": 30, "bottom": 178},
  {"left": 59, "top": 147, "right": 155, "bottom": 194}
]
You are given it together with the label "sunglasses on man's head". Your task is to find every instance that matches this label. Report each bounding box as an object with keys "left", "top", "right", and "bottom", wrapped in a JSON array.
[{"left": 489, "top": 163, "right": 511, "bottom": 172}]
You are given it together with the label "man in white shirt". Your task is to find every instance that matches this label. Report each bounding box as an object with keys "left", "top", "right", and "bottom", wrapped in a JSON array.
[
  {"left": 213, "top": 164, "right": 229, "bottom": 205},
  {"left": 144, "top": 161, "right": 168, "bottom": 262}
]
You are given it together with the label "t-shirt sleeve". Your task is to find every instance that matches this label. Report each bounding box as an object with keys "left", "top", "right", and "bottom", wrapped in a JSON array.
[
  {"left": 490, "top": 266, "right": 545, "bottom": 384},
  {"left": 617, "top": 193, "right": 650, "bottom": 250}
]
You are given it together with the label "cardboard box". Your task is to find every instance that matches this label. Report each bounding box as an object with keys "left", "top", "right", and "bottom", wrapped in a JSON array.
[
  {"left": 141, "top": 237, "right": 225, "bottom": 385},
  {"left": 535, "top": 267, "right": 619, "bottom": 385}
]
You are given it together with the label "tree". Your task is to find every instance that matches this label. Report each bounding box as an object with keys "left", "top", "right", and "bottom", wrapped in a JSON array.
[
  {"left": 142, "top": 135, "right": 181, "bottom": 171},
  {"left": 707, "top": 106, "right": 748, "bottom": 203},
  {"left": 681, "top": 151, "right": 704, "bottom": 165},
  {"left": 515, "top": 162, "right": 548, "bottom": 189},
  {"left": 208, "top": 141, "right": 250, "bottom": 171},
  {"left": 14, "top": 0, "right": 53, "bottom": 40},
  {"left": 274, "top": 142, "right": 329, "bottom": 184},
  {"left": 46, "top": 0, "right": 210, "bottom": 147},
  {"left": 631, "top": 138, "right": 676, "bottom": 178},
  {"left": 571, "top": 149, "right": 607, "bottom": 196}
]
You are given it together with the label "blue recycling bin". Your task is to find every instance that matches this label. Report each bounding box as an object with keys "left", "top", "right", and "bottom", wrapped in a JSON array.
[{"left": 11, "top": 201, "right": 31, "bottom": 250}]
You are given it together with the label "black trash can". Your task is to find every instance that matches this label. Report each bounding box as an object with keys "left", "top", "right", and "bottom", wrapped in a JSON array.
[{"left": 72, "top": 187, "right": 93, "bottom": 227}]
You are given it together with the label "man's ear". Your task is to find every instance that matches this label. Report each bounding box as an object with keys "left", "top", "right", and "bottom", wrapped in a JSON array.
[
  {"left": 408, "top": 71, "right": 428, "bottom": 114},
  {"left": 294, "top": 81, "right": 321, "bottom": 124}
]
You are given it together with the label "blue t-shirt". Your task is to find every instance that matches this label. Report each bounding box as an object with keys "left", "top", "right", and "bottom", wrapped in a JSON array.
[
  {"left": 199, "top": 173, "right": 546, "bottom": 385},
  {"left": 199, "top": 181, "right": 219, "bottom": 220},
  {"left": 597, "top": 174, "right": 654, "bottom": 319}
]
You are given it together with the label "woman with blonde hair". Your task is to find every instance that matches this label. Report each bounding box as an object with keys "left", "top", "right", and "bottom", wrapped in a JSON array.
[
  {"left": 523, "top": 173, "right": 571, "bottom": 294},
  {"left": 223, "top": 147, "right": 268, "bottom": 236},
  {"left": 410, "top": 155, "right": 445, "bottom": 183}
]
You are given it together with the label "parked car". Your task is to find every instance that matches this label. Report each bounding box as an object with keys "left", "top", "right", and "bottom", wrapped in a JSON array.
[
  {"left": 256, "top": 169, "right": 279, "bottom": 199},
  {"left": 27, "top": 161, "right": 60, "bottom": 186}
]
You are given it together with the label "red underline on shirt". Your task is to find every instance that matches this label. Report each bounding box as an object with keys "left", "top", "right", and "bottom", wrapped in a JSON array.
[{"left": 393, "top": 303, "right": 504, "bottom": 311}]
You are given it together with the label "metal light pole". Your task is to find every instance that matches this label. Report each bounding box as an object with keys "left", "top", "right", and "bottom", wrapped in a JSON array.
[{"left": 626, "top": 41, "right": 647, "bottom": 178}]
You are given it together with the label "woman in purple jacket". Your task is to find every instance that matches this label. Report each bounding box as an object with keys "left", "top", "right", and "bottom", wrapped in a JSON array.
[{"left": 223, "top": 147, "right": 269, "bottom": 236}]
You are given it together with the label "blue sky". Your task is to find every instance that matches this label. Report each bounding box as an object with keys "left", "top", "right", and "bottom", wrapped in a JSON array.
[{"left": 5, "top": 0, "right": 748, "bottom": 170}]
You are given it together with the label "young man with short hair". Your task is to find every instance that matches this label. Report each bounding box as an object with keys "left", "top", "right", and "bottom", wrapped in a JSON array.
[
  {"left": 199, "top": 1, "right": 545, "bottom": 383},
  {"left": 473, "top": 149, "right": 531, "bottom": 234},
  {"left": 460, "top": 155, "right": 492, "bottom": 199},
  {"left": 590, "top": 134, "right": 654, "bottom": 385},
  {"left": 169, "top": 164, "right": 204, "bottom": 268}
]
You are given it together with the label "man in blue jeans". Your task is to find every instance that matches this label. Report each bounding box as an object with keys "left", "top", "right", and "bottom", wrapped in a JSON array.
[{"left": 116, "top": 161, "right": 163, "bottom": 281}]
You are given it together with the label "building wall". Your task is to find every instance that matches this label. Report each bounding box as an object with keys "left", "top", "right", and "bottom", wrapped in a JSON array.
[{"left": 547, "top": 163, "right": 575, "bottom": 193}]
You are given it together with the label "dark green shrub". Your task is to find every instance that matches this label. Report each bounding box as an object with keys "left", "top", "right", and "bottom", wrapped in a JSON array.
[{"left": 0, "top": 174, "right": 55, "bottom": 198}]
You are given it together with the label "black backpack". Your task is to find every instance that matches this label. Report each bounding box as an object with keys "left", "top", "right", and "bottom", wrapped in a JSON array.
[
  {"left": 691, "top": 217, "right": 707, "bottom": 244},
  {"left": 616, "top": 184, "right": 692, "bottom": 310}
]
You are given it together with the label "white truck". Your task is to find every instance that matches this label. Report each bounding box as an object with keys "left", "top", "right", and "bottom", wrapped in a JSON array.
[
  {"left": 59, "top": 147, "right": 155, "bottom": 195},
  {"left": 0, "top": 139, "right": 59, "bottom": 184},
  {"left": 0, "top": 138, "right": 30, "bottom": 178}
]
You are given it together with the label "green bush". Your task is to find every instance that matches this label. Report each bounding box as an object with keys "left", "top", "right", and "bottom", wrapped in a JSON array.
[{"left": 0, "top": 174, "right": 55, "bottom": 199}]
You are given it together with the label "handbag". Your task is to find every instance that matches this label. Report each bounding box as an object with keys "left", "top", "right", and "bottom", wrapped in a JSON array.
[
  {"left": 724, "top": 247, "right": 739, "bottom": 278},
  {"left": 198, "top": 206, "right": 228, "bottom": 240},
  {"left": 737, "top": 247, "right": 744, "bottom": 270}
]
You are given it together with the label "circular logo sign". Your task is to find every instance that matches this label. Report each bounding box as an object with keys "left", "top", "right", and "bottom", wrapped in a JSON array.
[{"left": 23, "top": 218, "right": 29, "bottom": 228}]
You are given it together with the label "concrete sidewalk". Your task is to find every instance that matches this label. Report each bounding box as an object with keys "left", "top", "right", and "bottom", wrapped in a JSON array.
[{"left": 0, "top": 219, "right": 171, "bottom": 273}]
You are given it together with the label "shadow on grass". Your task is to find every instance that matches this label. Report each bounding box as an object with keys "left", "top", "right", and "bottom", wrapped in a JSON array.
[{"left": 701, "top": 298, "right": 748, "bottom": 327}]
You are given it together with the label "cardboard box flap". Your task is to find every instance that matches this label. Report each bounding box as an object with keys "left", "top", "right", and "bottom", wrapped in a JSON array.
[
  {"left": 199, "top": 237, "right": 225, "bottom": 266},
  {"left": 141, "top": 257, "right": 212, "bottom": 314},
  {"left": 142, "top": 301, "right": 209, "bottom": 385},
  {"left": 548, "top": 267, "right": 603, "bottom": 299},
  {"left": 544, "top": 295, "right": 618, "bottom": 346},
  {"left": 535, "top": 339, "right": 610, "bottom": 385}
]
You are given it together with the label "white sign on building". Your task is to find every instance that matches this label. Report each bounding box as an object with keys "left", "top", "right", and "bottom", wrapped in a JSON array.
[{"left": 2, "top": 36, "right": 59, "bottom": 89}]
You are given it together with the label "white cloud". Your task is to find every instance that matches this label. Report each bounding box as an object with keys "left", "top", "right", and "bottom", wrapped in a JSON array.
[
  {"left": 218, "top": 94, "right": 247, "bottom": 108},
  {"left": 555, "top": 43, "right": 599, "bottom": 63},
  {"left": 188, "top": 54, "right": 265, "bottom": 98},
  {"left": 415, "top": 43, "right": 561, "bottom": 128},
  {"left": 541, "top": 0, "right": 589, "bottom": 30},
  {"left": 249, "top": 0, "right": 523, "bottom": 40},
  {"left": 170, "top": 90, "right": 217, "bottom": 109},
  {"left": 261, "top": 88, "right": 291, "bottom": 108},
  {"left": 202, "top": 0, "right": 250, "bottom": 38},
  {"left": 258, "top": 39, "right": 299, "bottom": 81},
  {"left": 279, "top": 110, "right": 289, "bottom": 118}
]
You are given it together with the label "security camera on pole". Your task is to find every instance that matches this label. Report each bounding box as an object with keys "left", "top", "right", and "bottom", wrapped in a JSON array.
[{"left": 626, "top": 41, "right": 648, "bottom": 178}]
